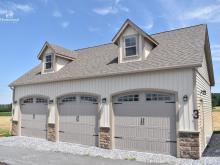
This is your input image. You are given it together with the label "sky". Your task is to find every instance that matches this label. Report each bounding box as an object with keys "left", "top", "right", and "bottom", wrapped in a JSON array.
[{"left": 0, "top": 0, "right": 219, "bottom": 104}]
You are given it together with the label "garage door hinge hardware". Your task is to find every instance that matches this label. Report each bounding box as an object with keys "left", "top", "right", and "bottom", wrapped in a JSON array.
[
  {"left": 114, "top": 102, "right": 122, "bottom": 104},
  {"left": 165, "top": 140, "right": 177, "bottom": 143},
  {"left": 140, "top": 117, "right": 145, "bottom": 125},
  {"left": 114, "top": 136, "right": 123, "bottom": 139},
  {"left": 93, "top": 134, "right": 99, "bottom": 136},
  {"left": 165, "top": 101, "right": 175, "bottom": 103},
  {"left": 59, "top": 131, "right": 64, "bottom": 133}
]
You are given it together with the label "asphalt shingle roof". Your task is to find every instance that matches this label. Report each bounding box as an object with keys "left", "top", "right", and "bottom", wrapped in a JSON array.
[{"left": 10, "top": 24, "right": 209, "bottom": 86}]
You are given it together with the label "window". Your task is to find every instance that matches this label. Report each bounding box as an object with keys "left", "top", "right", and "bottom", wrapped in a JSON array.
[
  {"left": 61, "top": 96, "right": 76, "bottom": 103},
  {"left": 124, "top": 36, "right": 137, "bottom": 57},
  {"left": 36, "top": 98, "right": 48, "bottom": 103},
  {"left": 118, "top": 94, "right": 139, "bottom": 102},
  {"left": 80, "top": 96, "right": 98, "bottom": 103},
  {"left": 146, "top": 93, "right": 173, "bottom": 101},
  {"left": 45, "top": 54, "right": 53, "bottom": 70},
  {"left": 23, "top": 98, "right": 33, "bottom": 103}
]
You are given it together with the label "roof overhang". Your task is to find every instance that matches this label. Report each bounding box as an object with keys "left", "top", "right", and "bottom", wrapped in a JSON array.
[
  {"left": 112, "top": 19, "right": 159, "bottom": 46},
  {"left": 204, "top": 26, "right": 215, "bottom": 86}
]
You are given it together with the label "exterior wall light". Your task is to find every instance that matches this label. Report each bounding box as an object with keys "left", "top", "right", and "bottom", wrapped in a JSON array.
[
  {"left": 102, "top": 98, "right": 107, "bottom": 103},
  {"left": 201, "top": 90, "right": 206, "bottom": 95},
  {"left": 13, "top": 101, "right": 17, "bottom": 104},
  {"left": 49, "top": 99, "right": 54, "bottom": 104},
  {"left": 183, "top": 95, "right": 188, "bottom": 102}
]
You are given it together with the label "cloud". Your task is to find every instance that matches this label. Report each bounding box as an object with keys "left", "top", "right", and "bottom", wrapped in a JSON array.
[
  {"left": 142, "top": 22, "right": 154, "bottom": 30},
  {"left": 53, "top": 11, "right": 62, "bottom": 18},
  {"left": 14, "top": 4, "right": 33, "bottom": 13},
  {"left": 0, "top": 2, "right": 33, "bottom": 16},
  {"left": 180, "top": 5, "right": 220, "bottom": 23},
  {"left": 61, "top": 21, "right": 69, "bottom": 28},
  {"left": 88, "top": 26, "right": 100, "bottom": 32},
  {"left": 93, "top": 0, "right": 129, "bottom": 15},
  {"left": 93, "top": 7, "right": 118, "bottom": 15}
]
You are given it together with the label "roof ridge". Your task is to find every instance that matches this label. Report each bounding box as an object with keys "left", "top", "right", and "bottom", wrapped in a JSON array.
[
  {"left": 75, "top": 43, "right": 113, "bottom": 51},
  {"left": 151, "top": 24, "right": 206, "bottom": 36}
]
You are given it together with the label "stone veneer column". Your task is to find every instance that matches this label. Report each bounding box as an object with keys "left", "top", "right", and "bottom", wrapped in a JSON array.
[
  {"left": 11, "top": 120, "right": 19, "bottom": 136},
  {"left": 47, "top": 123, "right": 56, "bottom": 142},
  {"left": 99, "top": 127, "right": 111, "bottom": 149},
  {"left": 47, "top": 100, "right": 57, "bottom": 142},
  {"left": 178, "top": 131, "right": 200, "bottom": 159}
]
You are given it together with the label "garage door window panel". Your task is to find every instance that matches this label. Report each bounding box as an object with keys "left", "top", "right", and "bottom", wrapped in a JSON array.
[
  {"left": 118, "top": 94, "right": 139, "bottom": 102},
  {"left": 23, "top": 98, "right": 33, "bottom": 104},
  {"left": 145, "top": 93, "right": 174, "bottom": 102},
  {"left": 61, "top": 96, "right": 76, "bottom": 103},
  {"left": 80, "top": 96, "right": 98, "bottom": 103}
]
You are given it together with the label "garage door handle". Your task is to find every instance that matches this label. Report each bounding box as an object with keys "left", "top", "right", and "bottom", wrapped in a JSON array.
[
  {"left": 114, "top": 103, "right": 122, "bottom": 104},
  {"left": 93, "top": 134, "right": 99, "bottom": 136},
  {"left": 165, "top": 101, "right": 175, "bottom": 103},
  {"left": 114, "top": 136, "right": 123, "bottom": 139},
  {"left": 166, "top": 140, "right": 177, "bottom": 143},
  {"left": 59, "top": 131, "right": 64, "bottom": 133}
]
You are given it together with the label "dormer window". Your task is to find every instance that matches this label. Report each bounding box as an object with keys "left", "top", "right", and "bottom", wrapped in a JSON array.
[
  {"left": 124, "top": 35, "right": 137, "bottom": 57},
  {"left": 45, "top": 54, "right": 53, "bottom": 70}
]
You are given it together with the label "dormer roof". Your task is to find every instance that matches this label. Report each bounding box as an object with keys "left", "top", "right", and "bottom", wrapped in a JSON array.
[
  {"left": 112, "top": 19, "right": 159, "bottom": 46},
  {"left": 38, "top": 41, "right": 77, "bottom": 60}
]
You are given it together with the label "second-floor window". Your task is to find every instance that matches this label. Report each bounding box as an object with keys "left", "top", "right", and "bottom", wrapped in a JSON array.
[
  {"left": 45, "top": 54, "right": 53, "bottom": 70},
  {"left": 124, "top": 36, "right": 137, "bottom": 57}
]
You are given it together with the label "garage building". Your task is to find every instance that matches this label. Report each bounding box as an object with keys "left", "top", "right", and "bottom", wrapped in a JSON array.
[{"left": 10, "top": 19, "right": 214, "bottom": 159}]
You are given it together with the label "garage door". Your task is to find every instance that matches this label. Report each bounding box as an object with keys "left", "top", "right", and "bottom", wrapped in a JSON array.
[
  {"left": 58, "top": 95, "right": 99, "bottom": 146},
  {"left": 20, "top": 97, "right": 48, "bottom": 139},
  {"left": 113, "top": 92, "right": 176, "bottom": 156}
]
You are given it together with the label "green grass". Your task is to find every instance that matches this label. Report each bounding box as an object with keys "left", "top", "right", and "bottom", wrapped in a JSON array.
[
  {"left": 0, "top": 128, "right": 11, "bottom": 137},
  {"left": 0, "top": 112, "right": 11, "bottom": 116},
  {"left": 213, "top": 106, "right": 220, "bottom": 112}
]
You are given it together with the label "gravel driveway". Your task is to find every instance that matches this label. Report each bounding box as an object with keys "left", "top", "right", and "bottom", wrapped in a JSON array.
[
  {"left": 0, "top": 145, "right": 158, "bottom": 165},
  {"left": 0, "top": 137, "right": 220, "bottom": 165}
]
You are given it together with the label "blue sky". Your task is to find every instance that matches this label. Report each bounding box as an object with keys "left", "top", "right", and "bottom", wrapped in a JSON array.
[{"left": 0, "top": 0, "right": 220, "bottom": 104}]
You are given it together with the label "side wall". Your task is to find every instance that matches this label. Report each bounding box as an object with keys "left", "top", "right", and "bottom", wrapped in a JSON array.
[
  {"left": 195, "top": 50, "right": 213, "bottom": 155},
  {"left": 195, "top": 66, "right": 212, "bottom": 153}
]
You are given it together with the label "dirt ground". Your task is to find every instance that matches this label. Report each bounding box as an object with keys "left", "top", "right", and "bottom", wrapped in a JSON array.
[
  {"left": 213, "top": 111, "right": 220, "bottom": 131},
  {"left": 0, "top": 116, "right": 11, "bottom": 130}
]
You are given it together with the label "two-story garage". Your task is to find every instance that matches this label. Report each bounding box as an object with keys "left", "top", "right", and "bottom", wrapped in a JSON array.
[{"left": 10, "top": 19, "right": 214, "bottom": 159}]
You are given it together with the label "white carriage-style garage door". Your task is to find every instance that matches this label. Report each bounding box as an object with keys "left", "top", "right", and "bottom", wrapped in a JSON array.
[
  {"left": 113, "top": 91, "right": 177, "bottom": 156},
  {"left": 58, "top": 95, "right": 99, "bottom": 146},
  {"left": 20, "top": 97, "right": 48, "bottom": 139}
]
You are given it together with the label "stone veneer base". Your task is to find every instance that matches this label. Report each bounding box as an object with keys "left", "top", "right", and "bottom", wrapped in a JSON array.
[
  {"left": 11, "top": 120, "right": 19, "bottom": 136},
  {"left": 99, "top": 127, "right": 111, "bottom": 149},
  {"left": 47, "top": 123, "right": 56, "bottom": 142},
  {"left": 178, "top": 131, "right": 200, "bottom": 159}
]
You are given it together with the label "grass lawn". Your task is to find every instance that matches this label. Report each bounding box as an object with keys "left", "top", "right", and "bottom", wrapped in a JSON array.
[
  {"left": 0, "top": 128, "right": 10, "bottom": 137},
  {"left": 0, "top": 112, "right": 11, "bottom": 116},
  {"left": 213, "top": 106, "right": 220, "bottom": 112}
]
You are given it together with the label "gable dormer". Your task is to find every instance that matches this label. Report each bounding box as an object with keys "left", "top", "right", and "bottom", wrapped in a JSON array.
[
  {"left": 112, "top": 19, "right": 158, "bottom": 63},
  {"left": 38, "top": 42, "right": 76, "bottom": 74}
]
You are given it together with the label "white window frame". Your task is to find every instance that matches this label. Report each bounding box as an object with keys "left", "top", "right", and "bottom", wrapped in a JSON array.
[
  {"left": 124, "top": 35, "right": 138, "bottom": 57},
  {"left": 45, "top": 54, "right": 53, "bottom": 70}
]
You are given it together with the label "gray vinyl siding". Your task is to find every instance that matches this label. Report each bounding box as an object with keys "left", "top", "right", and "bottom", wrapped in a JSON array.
[{"left": 195, "top": 70, "right": 212, "bottom": 153}]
